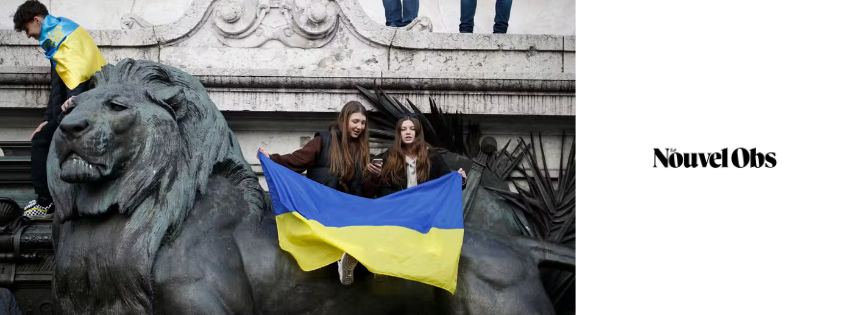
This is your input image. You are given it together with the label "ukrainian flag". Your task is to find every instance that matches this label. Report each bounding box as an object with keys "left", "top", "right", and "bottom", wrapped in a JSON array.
[
  {"left": 39, "top": 15, "right": 106, "bottom": 90},
  {"left": 259, "top": 153, "right": 464, "bottom": 293}
]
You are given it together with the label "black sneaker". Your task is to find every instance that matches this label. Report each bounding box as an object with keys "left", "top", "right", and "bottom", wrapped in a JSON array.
[{"left": 22, "top": 200, "right": 53, "bottom": 220}]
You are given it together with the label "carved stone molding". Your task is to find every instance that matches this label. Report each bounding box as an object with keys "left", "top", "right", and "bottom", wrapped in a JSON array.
[
  {"left": 0, "top": 68, "right": 574, "bottom": 93},
  {"left": 0, "top": 0, "right": 573, "bottom": 90},
  {"left": 402, "top": 16, "right": 433, "bottom": 32},
  {"left": 1, "top": 0, "right": 570, "bottom": 51},
  {"left": 120, "top": 14, "right": 154, "bottom": 30},
  {"left": 212, "top": 0, "right": 341, "bottom": 48}
]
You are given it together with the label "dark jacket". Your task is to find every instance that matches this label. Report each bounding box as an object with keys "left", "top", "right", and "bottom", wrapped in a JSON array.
[
  {"left": 45, "top": 63, "right": 88, "bottom": 124},
  {"left": 306, "top": 131, "right": 365, "bottom": 196},
  {"left": 270, "top": 130, "right": 374, "bottom": 197},
  {"left": 376, "top": 148, "right": 453, "bottom": 197}
]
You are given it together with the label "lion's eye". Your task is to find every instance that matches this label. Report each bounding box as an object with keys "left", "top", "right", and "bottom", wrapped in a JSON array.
[{"left": 109, "top": 102, "right": 127, "bottom": 112}]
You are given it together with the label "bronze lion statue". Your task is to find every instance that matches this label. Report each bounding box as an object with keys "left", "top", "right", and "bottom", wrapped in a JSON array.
[{"left": 47, "top": 59, "right": 573, "bottom": 315}]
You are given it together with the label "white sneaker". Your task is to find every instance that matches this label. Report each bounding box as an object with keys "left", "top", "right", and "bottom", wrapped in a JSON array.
[{"left": 337, "top": 253, "right": 358, "bottom": 285}]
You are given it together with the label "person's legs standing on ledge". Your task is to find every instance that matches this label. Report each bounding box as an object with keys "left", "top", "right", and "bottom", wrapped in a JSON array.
[
  {"left": 493, "top": 0, "right": 513, "bottom": 34},
  {"left": 384, "top": 0, "right": 419, "bottom": 27},
  {"left": 400, "top": 0, "right": 419, "bottom": 27},
  {"left": 459, "top": 0, "right": 477, "bottom": 33},
  {"left": 383, "top": 0, "right": 403, "bottom": 27}
]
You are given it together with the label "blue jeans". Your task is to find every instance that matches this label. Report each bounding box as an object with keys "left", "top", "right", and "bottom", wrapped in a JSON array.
[
  {"left": 460, "top": 0, "right": 513, "bottom": 33},
  {"left": 383, "top": 0, "right": 419, "bottom": 27}
]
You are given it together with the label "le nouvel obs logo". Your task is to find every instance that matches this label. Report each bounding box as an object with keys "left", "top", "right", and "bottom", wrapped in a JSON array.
[{"left": 653, "top": 148, "right": 776, "bottom": 168}]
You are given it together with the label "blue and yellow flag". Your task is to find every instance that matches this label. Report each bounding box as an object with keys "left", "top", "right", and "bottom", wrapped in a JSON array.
[
  {"left": 259, "top": 153, "right": 464, "bottom": 293},
  {"left": 39, "top": 15, "right": 106, "bottom": 90}
]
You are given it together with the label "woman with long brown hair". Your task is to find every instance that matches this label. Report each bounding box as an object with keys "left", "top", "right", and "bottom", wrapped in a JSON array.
[
  {"left": 376, "top": 115, "right": 466, "bottom": 197},
  {"left": 259, "top": 101, "right": 380, "bottom": 286},
  {"left": 260, "top": 101, "right": 377, "bottom": 196},
  {"left": 326, "top": 115, "right": 466, "bottom": 284}
]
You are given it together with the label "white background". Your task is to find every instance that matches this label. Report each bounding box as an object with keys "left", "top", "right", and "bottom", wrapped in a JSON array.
[{"left": 580, "top": 0, "right": 851, "bottom": 314}]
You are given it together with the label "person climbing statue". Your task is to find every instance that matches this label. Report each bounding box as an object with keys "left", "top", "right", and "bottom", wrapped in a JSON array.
[{"left": 12, "top": 0, "right": 106, "bottom": 219}]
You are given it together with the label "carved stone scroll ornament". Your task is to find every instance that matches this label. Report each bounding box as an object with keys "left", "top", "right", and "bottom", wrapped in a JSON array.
[
  {"left": 213, "top": 0, "right": 339, "bottom": 48},
  {"left": 120, "top": 13, "right": 153, "bottom": 30},
  {"left": 403, "top": 16, "right": 433, "bottom": 32}
]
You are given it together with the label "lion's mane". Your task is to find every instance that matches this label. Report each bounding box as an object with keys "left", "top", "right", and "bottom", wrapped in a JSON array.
[{"left": 48, "top": 59, "right": 267, "bottom": 314}]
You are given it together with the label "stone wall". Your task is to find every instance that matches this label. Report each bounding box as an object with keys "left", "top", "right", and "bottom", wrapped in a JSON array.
[
  {"left": 0, "top": 0, "right": 575, "bottom": 188},
  {"left": 0, "top": 0, "right": 576, "bottom": 35}
]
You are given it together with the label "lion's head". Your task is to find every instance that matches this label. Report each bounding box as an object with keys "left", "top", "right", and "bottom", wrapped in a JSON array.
[
  {"left": 47, "top": 59, "right": 267, "bottom": 314},
  {"left": 49, "top": 62, "right": 188, "bottom": 221},
  {"left": 48, "top": 58, "right": 263, "bottom": 222}
]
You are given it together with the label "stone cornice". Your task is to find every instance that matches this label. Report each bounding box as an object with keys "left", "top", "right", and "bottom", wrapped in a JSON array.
[
  {"left": 0, "top": 0, "right": 574, "bottom": 116},
  {"left": 0, "top": 0, "right": 575, "bottom": 52},
  {"left": 0, "top": 67, "right": 574, "bottom": 93}
]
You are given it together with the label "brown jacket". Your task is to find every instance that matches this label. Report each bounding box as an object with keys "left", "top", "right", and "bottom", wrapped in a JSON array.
[{"left": 269, "top": 135, "right": 378, "bottom": 197}]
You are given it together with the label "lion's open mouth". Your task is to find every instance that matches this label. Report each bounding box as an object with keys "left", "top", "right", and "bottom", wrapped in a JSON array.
[{"left": 60, "top": 153, "right": 105, "bottom": 183}]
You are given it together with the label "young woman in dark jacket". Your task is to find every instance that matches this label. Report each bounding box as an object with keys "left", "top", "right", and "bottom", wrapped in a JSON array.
[
  {"left": 259, "top": 101, "right": 380, "bottom": 286},
  {"left": 377, "top": 115, "right": 467, "bottom": 196},
  {"left": 259, "top": 101, "right": 379, "bottom": 197},
  {"left": 378, "top": 117, "right": 467, "bottom": 197},
  {"left": 324, "top": 116, "right": 466, "bottom": 284}
]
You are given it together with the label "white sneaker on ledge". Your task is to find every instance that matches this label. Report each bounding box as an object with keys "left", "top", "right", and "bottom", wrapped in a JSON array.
[{"left": 337, "top": 253, "right": 358, "bottom": 285}]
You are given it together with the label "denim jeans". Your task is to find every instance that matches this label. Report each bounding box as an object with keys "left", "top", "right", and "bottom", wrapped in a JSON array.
[
  {"left": 383, "top": 0, "right": 419, "bottom": 27},
  {"left": 460, "top": 0, "right": 513, "bottom": 33}
]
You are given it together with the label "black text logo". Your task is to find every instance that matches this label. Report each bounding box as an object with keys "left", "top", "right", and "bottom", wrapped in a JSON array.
[{"left": 653, "top": 148, "right": 776, "bottom": 168}]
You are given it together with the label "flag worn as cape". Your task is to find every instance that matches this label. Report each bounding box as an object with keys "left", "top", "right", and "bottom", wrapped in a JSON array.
[
  {"left": 39, "top": 15, "right": 106, "bottom": 90},
  {"left": 259, "top": 153, "right": 464, "bottom": 293}
]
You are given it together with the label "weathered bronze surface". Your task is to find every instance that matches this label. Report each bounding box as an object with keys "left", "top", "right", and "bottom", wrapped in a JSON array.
[{"left": 20, "top": 59, "right": 575, "bottom": 315}]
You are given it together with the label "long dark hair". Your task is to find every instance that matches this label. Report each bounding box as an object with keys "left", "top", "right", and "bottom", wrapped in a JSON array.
[
  {"left": 328, "top": 101, "right": 370, "bottom": 182},
  {"left": 380, "top": 117, "right": 431, "bottom": 185}
]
